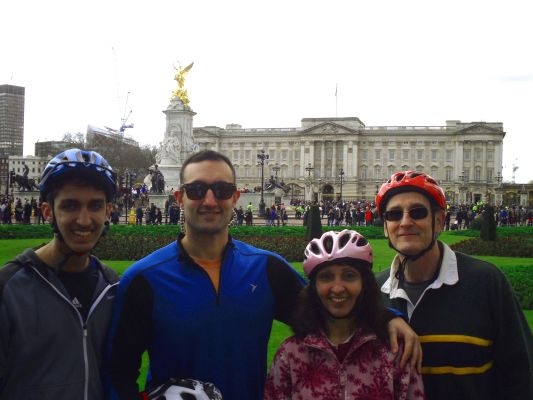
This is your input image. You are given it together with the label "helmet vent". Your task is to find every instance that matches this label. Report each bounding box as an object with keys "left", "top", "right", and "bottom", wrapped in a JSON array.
[
  {"left": 323, "top": 236, "right": 333, "bottom": 254},
  {"left": 395, "top": 173, "right": 405, "bottom": 182},
  {"left": 310, "top": 242, "right": 321, "bottom": 255},
  {"left": 356, "top": 237, "right": 368, "bottom": 247},
  {"left": 410, "top": 172, "right": 422, "bottom": 178},
  {"left": 338, "top": 234, "right": 350, "bottom": 249}
]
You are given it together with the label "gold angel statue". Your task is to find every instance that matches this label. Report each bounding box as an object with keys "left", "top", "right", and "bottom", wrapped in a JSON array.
[{"left": 171, "top": 62, "right": 194, "bottom": 105}]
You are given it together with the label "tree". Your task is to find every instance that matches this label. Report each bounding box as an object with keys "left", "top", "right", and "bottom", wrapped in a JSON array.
[
  {"left": 62, "top": 132, "right": 86, "bottom": 149},
  {"left": 305, "top": 204, "right": 323, "bottom": 242},
  {"left": 480, "top": 205, "right": 497, "bottom": 241}
]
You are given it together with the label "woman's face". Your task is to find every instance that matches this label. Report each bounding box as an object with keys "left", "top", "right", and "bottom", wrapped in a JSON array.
[{"left": 315, "top": 263, "right": 362, "bottom": 319}]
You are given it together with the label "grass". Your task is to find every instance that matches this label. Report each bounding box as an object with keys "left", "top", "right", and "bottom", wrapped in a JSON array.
[{"left": 1, "top": 233, "right": 532, "bottom": 389}]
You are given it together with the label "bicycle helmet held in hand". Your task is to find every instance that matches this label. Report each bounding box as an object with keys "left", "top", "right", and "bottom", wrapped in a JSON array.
[
  {"left": 40, "top": 148, "right": 116, "bottom": 201},
  {"left": 146, "top": 378, "right": 223, "bottom": 400},
  {"left": 376, "top": 170, "right": 446, "bottom": 217},
  {"left": 303, "top": 230, "right": 373, "bottom": 277}
]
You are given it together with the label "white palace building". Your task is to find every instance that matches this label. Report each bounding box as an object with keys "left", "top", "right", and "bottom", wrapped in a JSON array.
[{"left": 193, "top": 117, "right": 507, "bottom": 205}]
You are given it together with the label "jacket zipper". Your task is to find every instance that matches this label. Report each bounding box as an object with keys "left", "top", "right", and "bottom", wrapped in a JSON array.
[
  {"left": 31, "top": 267, "right": 117, "bottom": 400},
  {"left": 190, "top": 261, "right": 221, "bottom": 305}
]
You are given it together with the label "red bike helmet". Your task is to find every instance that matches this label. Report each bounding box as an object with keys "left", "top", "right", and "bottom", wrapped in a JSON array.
[
  {"left": 303, "top": 230, "right": 373, "bottom": 277},
  {"left": 376, "top": 171, "right": 446, "bottom": 217}
]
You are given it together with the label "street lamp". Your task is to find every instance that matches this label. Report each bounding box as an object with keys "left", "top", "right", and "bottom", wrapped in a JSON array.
[
  {"left": 305, "top": 162, "right": 314, "bottom": 177},
  {"left": 495, "top": 171, "right": 503, "bottom": 206},
  {"left": 338, "top": 168, "right": 345, "bottom": 201},
  {"left": 305, "top": 163, "right": 314, "bottom": 203},
  {"left": 257, "top": 150, "right": 269, "bottom": 217},
  {"left": 458, "top": 170, "right": 467, "bottom": 204},
  {"left": 272, "top": 163, "right": 280, "bottom": 179}
]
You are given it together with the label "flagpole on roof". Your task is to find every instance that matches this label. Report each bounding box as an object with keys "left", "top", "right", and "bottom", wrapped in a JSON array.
[{"left": 335, "top": 83, "right": 338, "bottom": 118}]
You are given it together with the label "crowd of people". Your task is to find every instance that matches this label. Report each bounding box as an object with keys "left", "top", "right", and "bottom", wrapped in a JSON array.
[{"left": 0, "top": 148, "right": 532, "bottom": 399}]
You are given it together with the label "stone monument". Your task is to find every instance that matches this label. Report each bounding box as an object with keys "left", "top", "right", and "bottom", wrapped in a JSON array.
[{"left": 155, "top": 62, "right": 198, "bottom": 190}]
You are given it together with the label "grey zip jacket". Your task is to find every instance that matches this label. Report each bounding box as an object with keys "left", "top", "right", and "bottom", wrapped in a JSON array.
[{"left": 0, "top": 249, "right": 119, "bottom": 400}]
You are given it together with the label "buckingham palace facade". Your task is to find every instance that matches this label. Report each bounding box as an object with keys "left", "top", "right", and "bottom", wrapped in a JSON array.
[{"left": 193, "top": 117, "right": 506, "bottom": 205}]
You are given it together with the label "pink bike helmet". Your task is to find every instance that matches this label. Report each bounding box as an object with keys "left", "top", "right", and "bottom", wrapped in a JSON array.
[{"left": 303, "top": 230, "right": 373, "bottom": 277}]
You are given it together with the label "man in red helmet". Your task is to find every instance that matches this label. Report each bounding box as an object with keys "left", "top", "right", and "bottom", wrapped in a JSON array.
[{"left": 376, "top": 171, "right": 533, "bottom": 400}]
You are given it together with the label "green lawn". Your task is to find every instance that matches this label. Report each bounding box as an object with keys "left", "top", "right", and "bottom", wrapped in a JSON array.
[{"left": 1, "top": 235, "right": 532, "bottom": 389}]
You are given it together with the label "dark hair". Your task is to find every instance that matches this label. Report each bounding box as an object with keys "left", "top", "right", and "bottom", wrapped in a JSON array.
[
  {"left": 290, "top": 262, "right": 388, "bottom": 340},
  {"left": 180, "top": 150, "right": 236, "bottom": 183}
]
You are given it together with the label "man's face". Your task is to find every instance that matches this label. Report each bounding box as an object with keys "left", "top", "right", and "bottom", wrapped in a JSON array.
[
  {"left": 176, "top": 160, "right": 240, "bottom": 236},
  {"left": 43, "top": 183, "right": 112, "bottom": 254},
  {"left": 383, "top": 191, "right": 444, "bottom": 256}
]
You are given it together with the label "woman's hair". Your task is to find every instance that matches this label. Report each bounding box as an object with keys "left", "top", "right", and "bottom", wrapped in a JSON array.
[{"left": 289, "top": 261, "right": 389, "bottom": 340}]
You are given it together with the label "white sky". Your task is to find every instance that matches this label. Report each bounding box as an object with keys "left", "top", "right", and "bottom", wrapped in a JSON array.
[{"left": 2, "top": 0, "right": 532, "bottom": 182}]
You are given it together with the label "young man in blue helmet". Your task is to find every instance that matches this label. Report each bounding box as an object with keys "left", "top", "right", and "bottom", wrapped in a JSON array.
[
  {"left": 376, "top": 170, "right": 533, "bottom": 400},
  {"left": 0, "top": 149, "right": 119, "bottom": 399}
]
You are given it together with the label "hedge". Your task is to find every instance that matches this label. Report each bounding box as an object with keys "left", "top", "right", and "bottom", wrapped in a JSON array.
[
  {"left": 450, "top": 237, "right": 533, "bottom": 258},
  {"left": 499, "top": 265, "right": 533, "bottom": 309}
]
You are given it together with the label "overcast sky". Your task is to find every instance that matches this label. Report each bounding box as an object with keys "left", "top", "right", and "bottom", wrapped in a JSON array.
[{"left": 2, "top": 0, "right": 532, "bottom": 182}]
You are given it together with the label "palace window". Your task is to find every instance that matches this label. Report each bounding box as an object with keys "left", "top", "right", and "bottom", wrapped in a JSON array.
[
  {"left": 431, "top": 149, "right": 438, "bottom": 162},
  {"left": 464, "top": 149, "right": 471, "bottom": 161},
  {"left": 374, "top": 166, "right": 381, "bottom": 180},
  {"left": 445, "top": 168, "right": 452, "bottom": 181},
  {"left": 431, "top": 166, "right": 438, "bottom": 180},
  {"left": 360, "top": 166, "right": 367, "bottom": 180},
  {"left": 446, "top": 149, "right": 453, "bottom": 162},
  {"left": 375, "top": 149, "right": 381, "bottom": 161},
  {"left": 403, "top": 149, "right": 409, "bottom": 161},
  {"left": 474, "top": 167, "right": 481, "bottom": 181},
  {"left": 417, "top": 149, "right": 424, "bottom": 161},
  {"left": 475, "top": 148, "right": 482, "bottom": 161},
  {"left": 389, "top": 149, "right": 395, "bottom": 161}
]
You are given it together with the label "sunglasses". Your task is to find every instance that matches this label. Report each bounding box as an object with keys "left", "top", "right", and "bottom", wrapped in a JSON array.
[
  {"left": 383, "top": 207, "right": 429, "bottom": 222},
  {"left": 181, "top": 181, "right": 237, "bottom": 200}
]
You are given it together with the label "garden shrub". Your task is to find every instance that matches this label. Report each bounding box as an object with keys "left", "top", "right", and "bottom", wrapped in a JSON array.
[
  {"left": 0, "top": 224, "right": 53, "bottom": 239},
  {"left": 480, "top": 206, "right": 497, "bottom": 241},
  {"left": 305, "top": 205, "right": 322, "bottom": 242},
  {"left": 498, "top": 265, "right": 533, "bottom": 309},
  {"left": 450, "top": 236, "right": 533, "bottom": 258},
  {"left": 93, "top": 232, "right": 308, "bottom": 262}
]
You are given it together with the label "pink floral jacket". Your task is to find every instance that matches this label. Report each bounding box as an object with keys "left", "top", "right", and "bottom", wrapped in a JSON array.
[{"left": 264, "top": 329, "right": 425, "bottom": 400}]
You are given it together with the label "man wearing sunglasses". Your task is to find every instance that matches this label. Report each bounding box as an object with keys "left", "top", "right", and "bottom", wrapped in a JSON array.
[
  {"left": 376, "top": 171, "right": 533, "bottom": 400},
  {"left": 106, "top": 151, "right": 422, "bottom": 400},
  {"left": 105, "top": 150, "right": 306, "bottom": 400}
]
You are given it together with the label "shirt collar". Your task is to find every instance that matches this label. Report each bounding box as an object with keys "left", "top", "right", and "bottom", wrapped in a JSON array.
[{"left": 381, "top": 241, "right": 459, "bottom": 296}]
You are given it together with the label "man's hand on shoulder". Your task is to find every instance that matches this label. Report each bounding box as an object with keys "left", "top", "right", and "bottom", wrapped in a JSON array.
[{"left": 388, "top": 317, "right": 422, "bottom": 373}]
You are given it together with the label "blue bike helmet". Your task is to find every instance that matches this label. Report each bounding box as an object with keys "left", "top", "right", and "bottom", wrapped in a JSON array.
[{"left": 40, "top": 148, "right": 117, "bottom": 201}]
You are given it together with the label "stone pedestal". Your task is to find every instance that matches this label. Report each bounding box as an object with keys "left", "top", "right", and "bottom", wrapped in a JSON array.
[{"left": 156, "top": 97, "right": 197, "bottom": 190}]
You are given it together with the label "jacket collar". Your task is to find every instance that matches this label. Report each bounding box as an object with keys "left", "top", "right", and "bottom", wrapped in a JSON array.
[
  {"left": 176, "top": 233, "right": 235, "bottom": 263},
  {"left": 303, "top": 327, "right": 378, "bottom": 357}
]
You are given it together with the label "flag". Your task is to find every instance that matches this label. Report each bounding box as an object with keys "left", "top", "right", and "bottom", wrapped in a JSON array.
[{"left": 335, "top": 84, "right": 338, "bottom": 97}]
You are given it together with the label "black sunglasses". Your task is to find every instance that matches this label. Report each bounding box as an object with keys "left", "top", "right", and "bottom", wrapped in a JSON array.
[
  {"left": 383, "top": 207, "right": 429, "bottom": 222},
  {"left": 181, "top": 181, "right": 237, "bottom": 200}
]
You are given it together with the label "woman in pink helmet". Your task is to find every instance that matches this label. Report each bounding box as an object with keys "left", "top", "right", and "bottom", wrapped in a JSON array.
[{"left": 264, "top": 230, "right": 425, "bottom": 400}]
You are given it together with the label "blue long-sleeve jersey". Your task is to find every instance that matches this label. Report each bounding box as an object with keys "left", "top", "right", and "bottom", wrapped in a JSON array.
[{"left": 106, "top": 236, "right": 305, "bottom": 400}]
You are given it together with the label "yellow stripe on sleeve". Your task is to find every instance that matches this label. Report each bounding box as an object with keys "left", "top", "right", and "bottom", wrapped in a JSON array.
[
  {"left": 419, "top": 335, "right": 493, "bottom": 347},
  {"left": 422, "top": 361, "right": 494, "bottom": 375}
]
